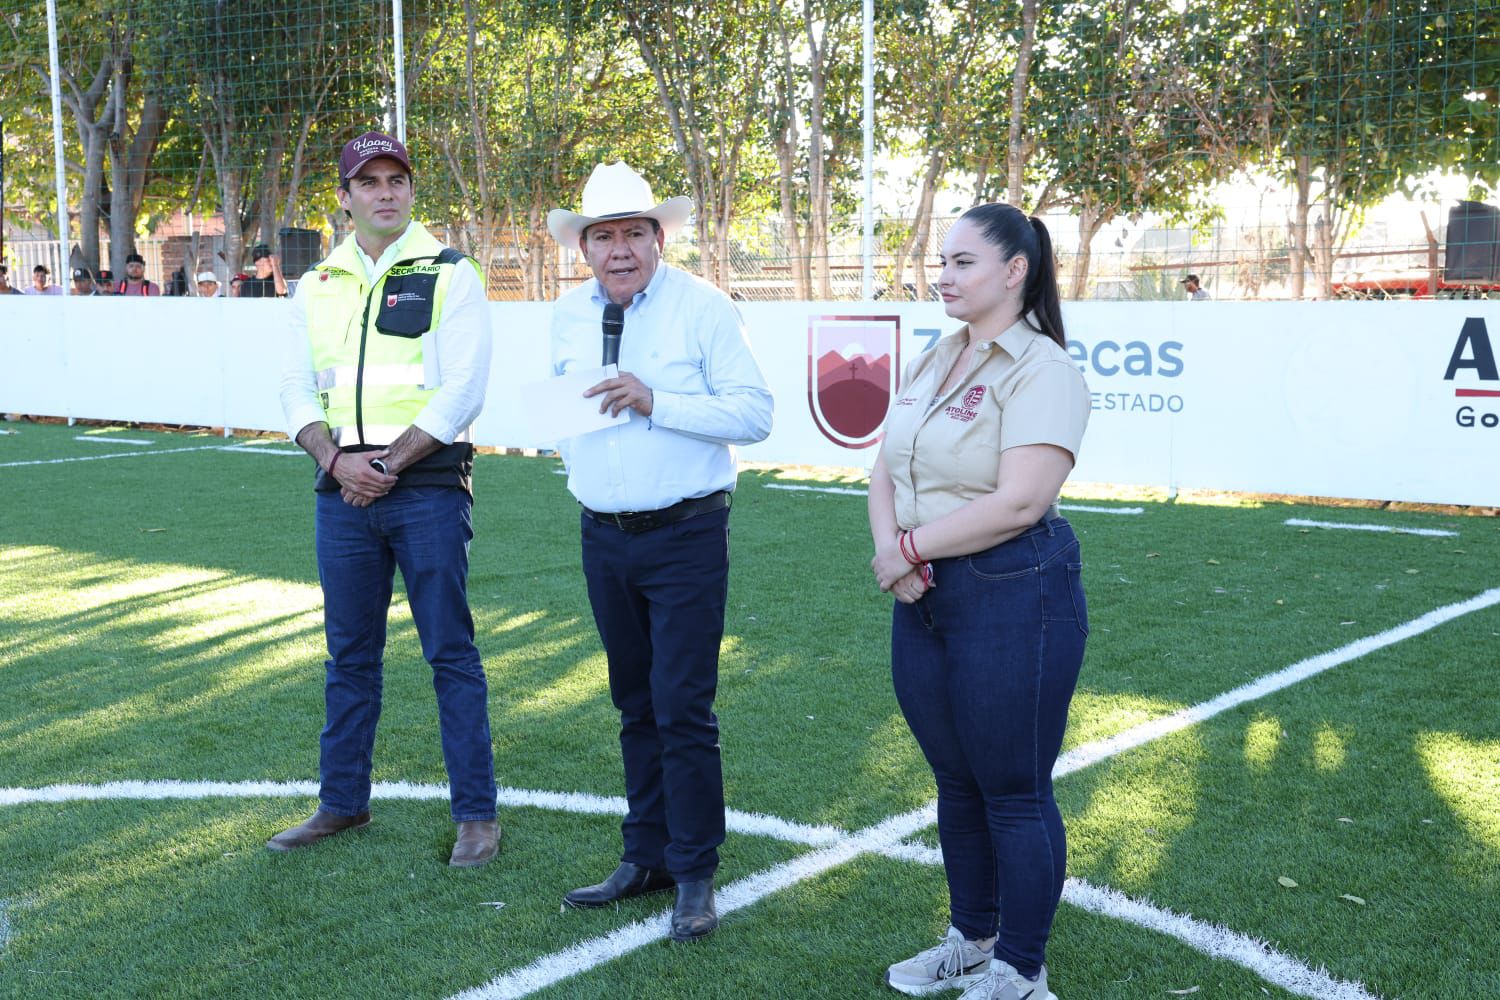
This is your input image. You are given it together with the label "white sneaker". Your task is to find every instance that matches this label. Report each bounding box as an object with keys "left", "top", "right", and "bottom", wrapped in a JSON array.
[
  {"left": 885, "top": 925, "right": 994, "bottom": 995},
  {"left": 957, "top": 959, "right": 1055, "bottom": 1000}
]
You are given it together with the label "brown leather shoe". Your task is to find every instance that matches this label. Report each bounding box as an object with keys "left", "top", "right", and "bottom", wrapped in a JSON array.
[
  {"left": 449, "top": 820, "right": 500, "bottom": 867},
  {"left": 266, "top": 809, "right": 371, "bottom": 852}
]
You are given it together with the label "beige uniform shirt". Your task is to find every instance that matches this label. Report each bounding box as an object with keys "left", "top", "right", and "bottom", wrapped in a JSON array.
[{"left": 883, "top": 320, "right": 1090, "bottom": 530}]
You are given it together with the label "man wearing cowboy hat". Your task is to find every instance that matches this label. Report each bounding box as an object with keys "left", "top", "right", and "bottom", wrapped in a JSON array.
[
  {"left": 547, "top": 162, "right": 773, "bottom": 941},
  {"left": 273, "top": 130, "right": 500, "bottom": 868}
]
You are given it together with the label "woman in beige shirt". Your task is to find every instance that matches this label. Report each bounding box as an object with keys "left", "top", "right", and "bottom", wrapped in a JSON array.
[{"left": 871, "top": 204, "right": 1089, "bottom": 1000}]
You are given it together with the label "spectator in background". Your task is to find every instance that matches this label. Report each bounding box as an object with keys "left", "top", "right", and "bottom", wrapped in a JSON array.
[
  {"left": 240, "top": 245, "right": 287, "bottom": 298},
  {"left": 0, "top": 264, "right": 23, "bottom": 295},
  {"left": 196, "top": 271, "right": 223, "bottom": 298},
  {"left": 27, "top": 265, "right": 62, "bottom": 295},
  {"left": 117, "top": 253, "right": 161, "bottom": 296},
  {"left": 71, "top": 268, "right": 100, "bottom": 296},
  {"left": 95, "top": 269, "right": 115, "bottom": 295},
  {"left": 1179, "top": 274, "right": 1210, "bottom": 300},
  {"left": 229, "top": 273, "right": 248, "bottom": 298}
]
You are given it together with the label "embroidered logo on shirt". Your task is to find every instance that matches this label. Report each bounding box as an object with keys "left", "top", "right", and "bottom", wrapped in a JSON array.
[
  {"left": 386, "top": 293, "right": 398, "bottom": 308},
  {"left": 944, "top": 404, "right": 978, "bottom": 423},
  {"left": 894, "top": 395, "right": 918, "bottom": 407},
  {"left": 963, "top": 385, "right": 987, "bottom": 409}
]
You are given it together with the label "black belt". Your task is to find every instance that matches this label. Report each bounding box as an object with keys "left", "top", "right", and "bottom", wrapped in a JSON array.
[{"left": 582, "top": 490, "right": 731, "bottom": 534}]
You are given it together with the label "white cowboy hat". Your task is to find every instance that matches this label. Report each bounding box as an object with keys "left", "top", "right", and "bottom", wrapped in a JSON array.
[{"left": 547, "top": 162, "right": 693, "bottom": 247}]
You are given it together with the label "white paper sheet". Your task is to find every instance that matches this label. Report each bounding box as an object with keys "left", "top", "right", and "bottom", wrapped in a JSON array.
[{"left": 519, "top": 364, "right": 630, "bottom": 441}]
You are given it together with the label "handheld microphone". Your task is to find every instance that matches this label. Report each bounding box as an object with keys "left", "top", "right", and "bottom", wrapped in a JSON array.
[{"left": 602, "top": 303, "right": 624, "bottom": 366}]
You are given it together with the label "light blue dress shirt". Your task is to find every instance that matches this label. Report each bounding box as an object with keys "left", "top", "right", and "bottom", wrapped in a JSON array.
[{"left": 550, "top": 262, "right": 773, "bottom": 513}]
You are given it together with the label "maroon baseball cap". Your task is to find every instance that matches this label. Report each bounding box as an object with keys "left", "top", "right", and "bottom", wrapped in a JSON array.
[{"left": 339, "top": 131, "right": 412, "bottom": 179}]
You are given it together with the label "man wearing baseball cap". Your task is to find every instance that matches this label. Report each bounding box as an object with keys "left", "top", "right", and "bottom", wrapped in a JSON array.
[
  {"left": 71, "top": 268, "right": 100, "bottom": 296},
  {"left": 273, "top": 130, "right": 500, "bottom": 868},
  {"left": 117, "top": 253, "right": 160, "bottom": 296},
  {"left": 1179, "top": 274, "right": 1209, "bottom": 300},
  {"left": 195, "top": 272, "right": 223, "bottom": 297},
  {"left": 239, "top": 244, "right": 287, "bottom": 298}
]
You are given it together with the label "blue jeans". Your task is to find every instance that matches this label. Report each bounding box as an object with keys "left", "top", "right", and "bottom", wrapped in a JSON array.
[
  {"left": 892, "top": 517, "right": 1087, "bottom": 978},
  {"left": 580, "top": 506, "right": 730, "bottom": 882},
  {"left": 314, "top": 487, "right": 496, "bottom": 822}
]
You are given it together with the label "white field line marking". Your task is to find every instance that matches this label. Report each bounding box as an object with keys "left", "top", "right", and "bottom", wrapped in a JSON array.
[
  {"left": 0, "top": 779, "right": 844, "bottom": 846},
  {"left": 218, "top": 445, "right": 305, "bottom": 457},
  {"left": 0, "top": 444, "right": 226, "bottom": 468},
  {"left": 762, "top": 484, "right": 1145, "bottom": 516},
  {"left": 0, "top": 898, "right": 10, "bottom": 951},
  {"left": 1061, "top": 878, "right": 1381, "bottom": 1000},
  {"left": 74, "top": 435, "right": 154, "bottom": 446},
  {"left": 875, "top": 844, "right": 1380, "bottom": 1000},
  {"left": 447, "top": 805, "right": 935, "bottom": 1000},
  {"left": 1285, "top": 517, "right": 1457, "bottom": 538},
  {"left": 1054, "top": 586, "right": 1500, "bottom": 777},
  {"left": 764, "top": 483, "right": 868, "bottom": 496}
]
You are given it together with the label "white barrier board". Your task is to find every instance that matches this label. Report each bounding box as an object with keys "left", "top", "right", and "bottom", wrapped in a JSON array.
[{"left": 3, "top": 297, "right": 1496, "bottom": 506}]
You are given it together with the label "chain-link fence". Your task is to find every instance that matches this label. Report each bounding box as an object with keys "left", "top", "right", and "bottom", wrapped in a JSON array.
[{"left": 3, "top": 1, "right": 1497, "bottom": 300}]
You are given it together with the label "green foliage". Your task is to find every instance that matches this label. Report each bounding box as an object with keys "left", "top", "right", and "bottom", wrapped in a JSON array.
[{"left": 0, "top": 0, "right": 1495, "bottom": 289}]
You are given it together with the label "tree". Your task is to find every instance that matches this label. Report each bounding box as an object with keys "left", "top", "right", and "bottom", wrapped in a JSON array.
[
  {"left": 764, "top": 0, "right": 862, "bottom": 299},
  {"left": 1023, "top": 0, "right": 1233, "bottom": 297},
  {"left": 159, "top": 0, "right": 381, "bottom": 272},
  {"left": 405, "top": 0, "right": 667, "bottom": 299},
  {"left": 876, "top": 0, "right": 1010, "bottom": 299},
  {"left": 625, "top": 0, "right": 777, "bottom": 290},
  {"left": 2, "top": 0, "right": 168, "bottom": 276}
]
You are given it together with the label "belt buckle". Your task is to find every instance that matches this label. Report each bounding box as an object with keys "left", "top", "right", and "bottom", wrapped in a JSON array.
[{"left": 611, "top": 511, "right": 631, "bottom": 531}]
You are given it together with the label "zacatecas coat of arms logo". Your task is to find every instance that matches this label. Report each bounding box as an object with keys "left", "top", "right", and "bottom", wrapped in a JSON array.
[{"left": 806, "top": 315, "right": 901, "bottom": 449}]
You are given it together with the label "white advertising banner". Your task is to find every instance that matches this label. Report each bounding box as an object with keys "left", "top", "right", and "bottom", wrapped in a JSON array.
[{"left": 2, "top": 296, "right": 1497, "bottom": 506}]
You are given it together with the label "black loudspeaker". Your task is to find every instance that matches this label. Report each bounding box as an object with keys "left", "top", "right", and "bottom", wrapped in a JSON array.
[
  {"left": 277, "top": 227, "right": 324, "bottom": 279},
  {"left": 1445, "top": 201, "right": 1500, "bottom": 283}
]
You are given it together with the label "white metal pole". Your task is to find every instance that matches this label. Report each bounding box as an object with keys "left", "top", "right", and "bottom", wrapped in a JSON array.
[
  {"left": 46, "top": 0, "right": 69, "bottom": 296},
  {"left": 392, "top": 0, "right": 407, "bottom": 143},
  {"left": 861, "top": 0, "right": 874, "bottom": 300}
]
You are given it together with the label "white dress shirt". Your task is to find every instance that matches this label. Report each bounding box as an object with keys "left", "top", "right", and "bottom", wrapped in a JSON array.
[
  {"left": 279, "top": 222, "right": 492, "bottom": 445},
  {"left": 550, "top": 263, "right": 773, "bottom": 513}
]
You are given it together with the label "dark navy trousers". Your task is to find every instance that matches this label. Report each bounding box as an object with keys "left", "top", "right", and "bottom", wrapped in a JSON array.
[
  {"left": 580, "top": 505, "right": 730, "bottom": 882},
  {"left": 892, "top": 516, "right": 1087, "bottom": 978}
]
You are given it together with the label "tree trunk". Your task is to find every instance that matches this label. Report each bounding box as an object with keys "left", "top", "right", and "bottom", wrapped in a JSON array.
[
  {"left": 1419, "top": 210, "right": 1440, "bottom": 297},
  {"left": 771, "top": 19, "right": 810, "bottom": 299},
  {"left": 1005, "top": 0, "right": 1038, "bottom": 207},
  {"left": 895, "top": 149, "right": 945, "bottom": 299},
  {"left": 1288, "top": 155, "right": 1311, "bottom": 300},
  {"left": 803, "top": 2, "right": 831, "bottom": 299},
  {"left": 1070, "top": 200, "right": 1108, "bottom": 299},
  {"left": 109, "top": 89, "right": 164, "bottom": 280}
]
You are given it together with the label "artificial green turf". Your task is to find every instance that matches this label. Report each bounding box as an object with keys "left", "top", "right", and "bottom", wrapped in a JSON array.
[
  {"left": 2, "top": 421, "right": 1497, "bottom": 998},
  {"left": 1058, "top": 606, "right": 1500, "bottom": 1000}
]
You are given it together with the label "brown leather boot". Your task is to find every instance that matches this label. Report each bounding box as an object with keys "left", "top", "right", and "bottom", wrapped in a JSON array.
[
  {"left": 449, "top": 820, "right": 501, "bottom": 867},
  {"left": 265, "top": 809, "right": 371, "bottom": 852}
]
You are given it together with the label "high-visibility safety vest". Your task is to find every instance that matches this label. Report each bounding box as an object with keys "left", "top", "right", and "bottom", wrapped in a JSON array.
[{"left": 302, "top": 223, "right": 482, "bottom": 450}]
